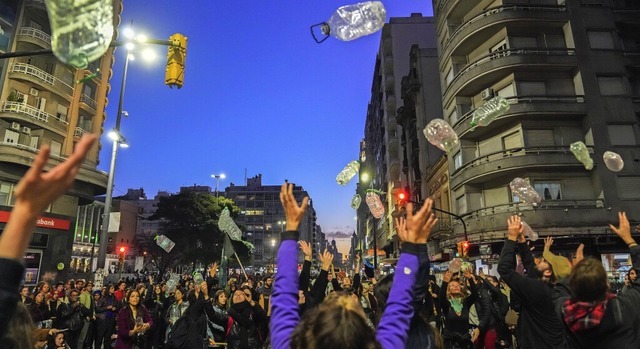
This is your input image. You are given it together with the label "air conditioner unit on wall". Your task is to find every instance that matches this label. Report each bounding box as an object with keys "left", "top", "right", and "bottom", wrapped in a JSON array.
[
  {"left": 29, "top": 88, "right": 39, "bottom": 96},
  {"left": 22, "top": 126, "right": 31, "bottom": 135},
  {"left": 11, "top": 122, "right": 20, "bottom": 130},
  {"left": 481, "top": 88, "right": 494, "bottom": 101}
]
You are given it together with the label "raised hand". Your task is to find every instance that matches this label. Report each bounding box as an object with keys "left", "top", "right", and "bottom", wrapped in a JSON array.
[
  {"left": 279, "top": 183, "right": 309, "bottom": 232},
  {"left": 394, "top": 216, "right": 407, "bottom": 239},
  {"left": 573, "top": 243, "right": 585, "bottom": 265},
  {"left": 610, "top": 212, "right": 635, "bottom": 246},
  {"left": 299, "top": 241, "right": 312, "bottom": 261},
  {"left": 443, "top": 270, "right": 453, "bottom": 283},
  {"left": 507, "top": 215, "right": 523, "bottom": 241},
  {"left": 318, "top": 249, "right": 334, "bottom": 271},
  {"left": 543, "top": 236, "right": 554, "bottom": 252},
  {"left": 400, "top": 198, "right": 437, "bottom": 244},
  {"left": 209, "top": 262, "right": 218, "bottom": 277}
]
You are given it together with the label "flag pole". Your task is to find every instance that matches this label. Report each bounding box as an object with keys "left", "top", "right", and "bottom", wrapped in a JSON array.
[{"left": 234, "top": 252, "right": 249, "bottom": 280}]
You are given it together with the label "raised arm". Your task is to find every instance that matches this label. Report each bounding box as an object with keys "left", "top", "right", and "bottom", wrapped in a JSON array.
[
  {"left": 0, "top": 135, "right": 95, "bottom": 337},
  {"left": 309, "top": 249, "right": 333, "bottom": 306},
  {"left": 298, "top": 241, "right": 313, "bottom": 292},
  {"left": 270, "top": 183, "right": 308, "bottom": 349},
  {"left": 376, "top": 199, "right": 434, "bottom": 349}
]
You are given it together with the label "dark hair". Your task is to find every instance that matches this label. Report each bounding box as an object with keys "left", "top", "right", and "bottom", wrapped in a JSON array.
[
  {"left": 1, "top": 302, "right": 34, "bottom": 349},
  {"left": 569, "top": 257, "right": 608, "bottom": 302},
  {"left": 373, "top": 273, "right": 394, "bottom": 324},
  {"left": 290, "top": 293, "right": 381, "bottom": 349}
]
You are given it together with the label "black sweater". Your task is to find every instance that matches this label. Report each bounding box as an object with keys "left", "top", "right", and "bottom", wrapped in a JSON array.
[{"left": 498, "top": 240, "right": 566, "bottom": 349}]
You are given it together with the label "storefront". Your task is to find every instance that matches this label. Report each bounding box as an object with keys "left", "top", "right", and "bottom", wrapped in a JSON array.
[{"left": 0, "top": 209, "right": 74, "bottom": 285}]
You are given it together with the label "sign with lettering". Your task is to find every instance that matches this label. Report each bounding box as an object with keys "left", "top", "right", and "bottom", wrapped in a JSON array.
[{"left": 0, "top": 211, "right": 71, "bottom": 230}]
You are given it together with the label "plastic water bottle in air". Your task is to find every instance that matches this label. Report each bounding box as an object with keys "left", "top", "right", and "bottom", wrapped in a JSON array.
[
  {"left": 155, "top": 235, "right": 176, "bottom": 253},
  {"left": 351, "top": 194, "right": 362, "bottom": 209},
  {"left": 570, "top": 141, "right": 593, "bottom": 170},
  {"left": 449, "top": 258, "right": 462, "bottom": 273},
  {"left": 166, "top": 274, "right": 180, "bottom": 293},
  {"left": 45, "top": 0, "right": 114, "bottom": 68},
  {"left": 193, "top": 271, "right": 204, "bottom": 285},
  {"left": 471, "top": 96, "right": 510, "bottom": 127},
  {"left": 423, "top": 119, "right": 459, "bottom": 153},
  {"left": 603, "top": 151, "right": 624, "bottom": 172},
  {"left": 365, "top": 192, "right": 385, "bottom": 219},
  {"left": 336, "top": 160, "right": 360, "bottom": 186},
  {"left": 322, "top": 1, "right": 386, "bottom": 41},
  {"left": 521, "top": 221, "right": 539, "bottom": 241},
  {"left": 510, "top": 178, "right": 542, "bottom": 207}
]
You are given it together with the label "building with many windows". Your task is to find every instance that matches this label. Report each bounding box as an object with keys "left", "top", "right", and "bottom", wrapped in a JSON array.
[
  {"left": 0, "top": 0, "right": 120, "bottom": 284},
  {"left": 224, "top": 174, "right": 319, "bottom": 267},
  {"left": 429, "top": 0, "right": 640, "bottom": 275}
]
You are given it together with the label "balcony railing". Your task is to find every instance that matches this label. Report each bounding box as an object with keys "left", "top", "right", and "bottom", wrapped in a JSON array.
[
  {"left": 453, "top": 145, "right": 590, "bottom": 175},
  {"left": 0, "top": 141, "right": 98, "bottom": 170},
  {"left": 459, "top": 199, "right": 606, "bottom": 222},
  {"left": 17, "top": 27, "right": 51, "bottom": 46},
  {"left": 2, "top": 101, "right": 51, "bottom": 122},
  {"left": 445, "top": 5, "right": 567, "bottom": 49},
  {"left": 453, "top": 95, "right": 586, "bottom": 129},
  {"left": 11, "top": 63, "right": 55, "bottom": 85},
  {"left": 74, "top": 127, "right": 90, "bottom": 138},
  {"left": 80, "top": 95, "right": 97, "bottom": 109}
]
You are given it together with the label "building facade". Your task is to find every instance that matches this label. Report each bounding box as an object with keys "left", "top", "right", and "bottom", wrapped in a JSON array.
[
  {"left": 358, "top": 14, "right": 439, "bottom": 266},
  {"left": 0, "top": 0, "right": 121, "bottom": 284},
  {"left": 224, "top": 174, "right": 319, "bottom": 267},
  {"left": 431, "top": 0, "right": 640, "bottom": 276}
]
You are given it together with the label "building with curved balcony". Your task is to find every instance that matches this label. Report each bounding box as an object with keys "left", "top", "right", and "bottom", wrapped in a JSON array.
[
  {"left": 432, "top": 0, "right": 640, "bottom": 272},
  {"left": 0, "top": 0, "right": 121, "bottom": 284}
]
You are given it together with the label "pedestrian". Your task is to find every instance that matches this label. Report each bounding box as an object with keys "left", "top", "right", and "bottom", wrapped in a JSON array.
[{"left": 115, "top": 290, "right": 153, "bottom": 349}]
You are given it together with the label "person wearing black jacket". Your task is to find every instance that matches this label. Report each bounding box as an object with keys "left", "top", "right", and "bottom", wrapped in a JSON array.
[
  {"left": 58, "top": 289, "right": 92, "bottom": 349},
  {"left": 498, "top": 215, "right": 566, "bottom": 349},
  {"left": 553, "top": 212, "right": 640, "bottom": 349},
  {"left": 298, "top": 241, "right": 332, "bottom": 314},
  {"left": 95, "top": 285, "right": 119, "bottom": 349}
]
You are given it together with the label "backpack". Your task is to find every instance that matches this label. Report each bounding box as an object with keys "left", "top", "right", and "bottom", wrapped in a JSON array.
[{"left": 165, "top": 315, "right": 204, "bottom": 349}]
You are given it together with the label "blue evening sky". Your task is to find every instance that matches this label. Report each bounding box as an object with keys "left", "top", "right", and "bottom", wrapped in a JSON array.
[{"left": 99, "top": 1, "right": 434, "bottom": 253}]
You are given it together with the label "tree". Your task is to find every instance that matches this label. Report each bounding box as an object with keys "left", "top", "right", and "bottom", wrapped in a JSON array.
[{"left": 147, "top": 192, "right": 249, "bottom": 273}]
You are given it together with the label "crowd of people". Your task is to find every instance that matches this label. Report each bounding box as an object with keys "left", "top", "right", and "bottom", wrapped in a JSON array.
[{"left": 1, "top": 135, "right": 640, "bottom": 349}]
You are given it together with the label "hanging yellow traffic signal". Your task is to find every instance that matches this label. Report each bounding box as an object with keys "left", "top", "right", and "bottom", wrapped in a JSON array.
[{"left": 165, "top": 33, "right": 187, "bottom": 89}]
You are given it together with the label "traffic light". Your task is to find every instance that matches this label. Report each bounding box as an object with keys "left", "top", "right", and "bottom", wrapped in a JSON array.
[
  {"left": 392, "top": 187, "right": 409, "bottom": 206},
  {"left": 118, "top": 246, "right": 126, "bottom": 263},
  {"left": 165, "top": 33, "right": 187, "bottom": 89},
  {"left": 456, "top": 241, "right": 470, "bottom": 258}
]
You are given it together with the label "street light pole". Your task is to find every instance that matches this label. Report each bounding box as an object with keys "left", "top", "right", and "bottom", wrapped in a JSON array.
[
  {"left": 211, "top": 173, "right": 226, "bottom": 198},
  {"left": 97, "top": 52, "right": 131, "bottom": 272}
]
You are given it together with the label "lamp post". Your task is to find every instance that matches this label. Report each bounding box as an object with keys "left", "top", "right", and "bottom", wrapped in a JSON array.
[
  {"left": 96, "top": 27, "right": 155, "bottom": 275},
  {"left": 211, "top": 173, "right": 226, "bottom": 198}
]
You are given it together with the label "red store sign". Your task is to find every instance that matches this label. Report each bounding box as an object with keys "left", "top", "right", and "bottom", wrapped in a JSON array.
[{"left": 0, "top": 211, "right": 71, "bottom": 230}]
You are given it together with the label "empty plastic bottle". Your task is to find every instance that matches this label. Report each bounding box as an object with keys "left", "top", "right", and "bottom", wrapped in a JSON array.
[
  {"left": 471, "top": 96, "right": 510, "bottom": 127},
  {"left": 603, "top": 151, "right": 624, "bottom": 172},
  {"left": 218, "top": 207, "right": 242, "bottom": 241},
  {"left": 166, "top": 274, "right": 180, "bottom": 293},
  {"left": 193, "top": 271, "right": 204, "bottom": 285},
  {"left": 321, "top": 1, "right": 386, "bottom": 41},
  {"left": 45, "top": 0, "right": 114, "bottom": 68},
  {"left": 336, "top": 160, "right": 360, "bottom": 186},
  {"left": 365, "top": 192, "right": 385, "bottom": 219},
  {"left": 570, "top": 141, "right": 593, "bottom": 170},
  {"left": 521, "top": 221, "right": 539, "bottom": 241},
  {"left": 510, "top": 177, "right": 542, "bottom": 207},
  {"left": 155, "top": 235, "right": 176, "bottom": 253},
  {"left": 423, "top": 119, "right": 459, "bottom": 153},
  {"left": 351, "top": 193, "right": 362, "bottom": 209},
  {"left": 449, "top": 258, "right": 462, "bottom": 273}
]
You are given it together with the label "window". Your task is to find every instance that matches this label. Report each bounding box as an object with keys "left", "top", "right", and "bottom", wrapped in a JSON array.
[
  {"left": 608, "top": 125, "right": 637, "bottom": 145},
  {"left": 446, "top": 68, "right": 454, "bottom": 86},
  {"left": 526, "top": 129, "right": 555, "bottom": 147},
  {"left": 57, "top": 105, "right": 68, "bottom": 122},
  {"left": 502, "top": 132, "right": 522, "bottom": 150},
  {"left": 534, "top": 181, "right": 562, "bottom": 200},
  {"left": 244, "top": 210, "right": 264, "bottom": 216},
  {"left": 456, "top": 195, "right": 467, "bottom": 214},
  {"left": 490, "top": 39, "right": 508, "bottom": 59},
  {"left": 617, "top": 177, "right": 640, "bottom": 199},
  {"left": 588, "top": 31, "right": 614, "bottom": 49},
  {"left": 454, "top": 152, "right": 463, "bottom": 169},
  {"left": 0, "top": 182, "right": 13, "bottom": 206},
  {"left": 598, "top": 76, "right": 626, "bottom": 95}
]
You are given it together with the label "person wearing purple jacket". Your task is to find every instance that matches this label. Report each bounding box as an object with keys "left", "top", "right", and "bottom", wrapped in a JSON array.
[{"left": 270, "top": 183, "right": 435, "bottom": 349}]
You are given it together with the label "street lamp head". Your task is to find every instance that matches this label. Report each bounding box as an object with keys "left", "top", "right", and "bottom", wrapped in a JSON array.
[
  {"left": 107, "top": 130, "right": 119, "bottom": 141},
  {"left": 123, "top": 27, "right": 135, "bottom": 39},
  {"left": 141, "top": 47, "right": 157, "bottom": 62},
  {"left": 121, "top": 111, "right": 129, "bottom": 117},
  {"left": 125, "top": 42, "right": 135, "bottom": 51},
  {"left": 220, "top": 173, "right": 226, "bottom": 179},
  {"left": 360, "top": 172, "right": 370, "bottom": 183},
  {"left": 271, "top": 239, "right": 275, "bottom": 247}
]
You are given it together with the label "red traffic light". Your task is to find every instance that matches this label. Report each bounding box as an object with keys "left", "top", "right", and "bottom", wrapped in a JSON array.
[
  {"left": 119, "top": 246, "right": 126, "bottom": 253},
  {"left": 463, "top": 241, "right": 469, "bottom": 248}
]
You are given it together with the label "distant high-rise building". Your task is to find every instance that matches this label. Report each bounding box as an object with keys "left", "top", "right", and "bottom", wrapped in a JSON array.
[
  {"left": 359, "top": 14, "right": 439, "bottom": 265},
  {"left": 0, "top": 0, "right": 121, "bottom": 283},
  {"left": 224, "top": 174, "right": 317, "bottom": 267}
]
